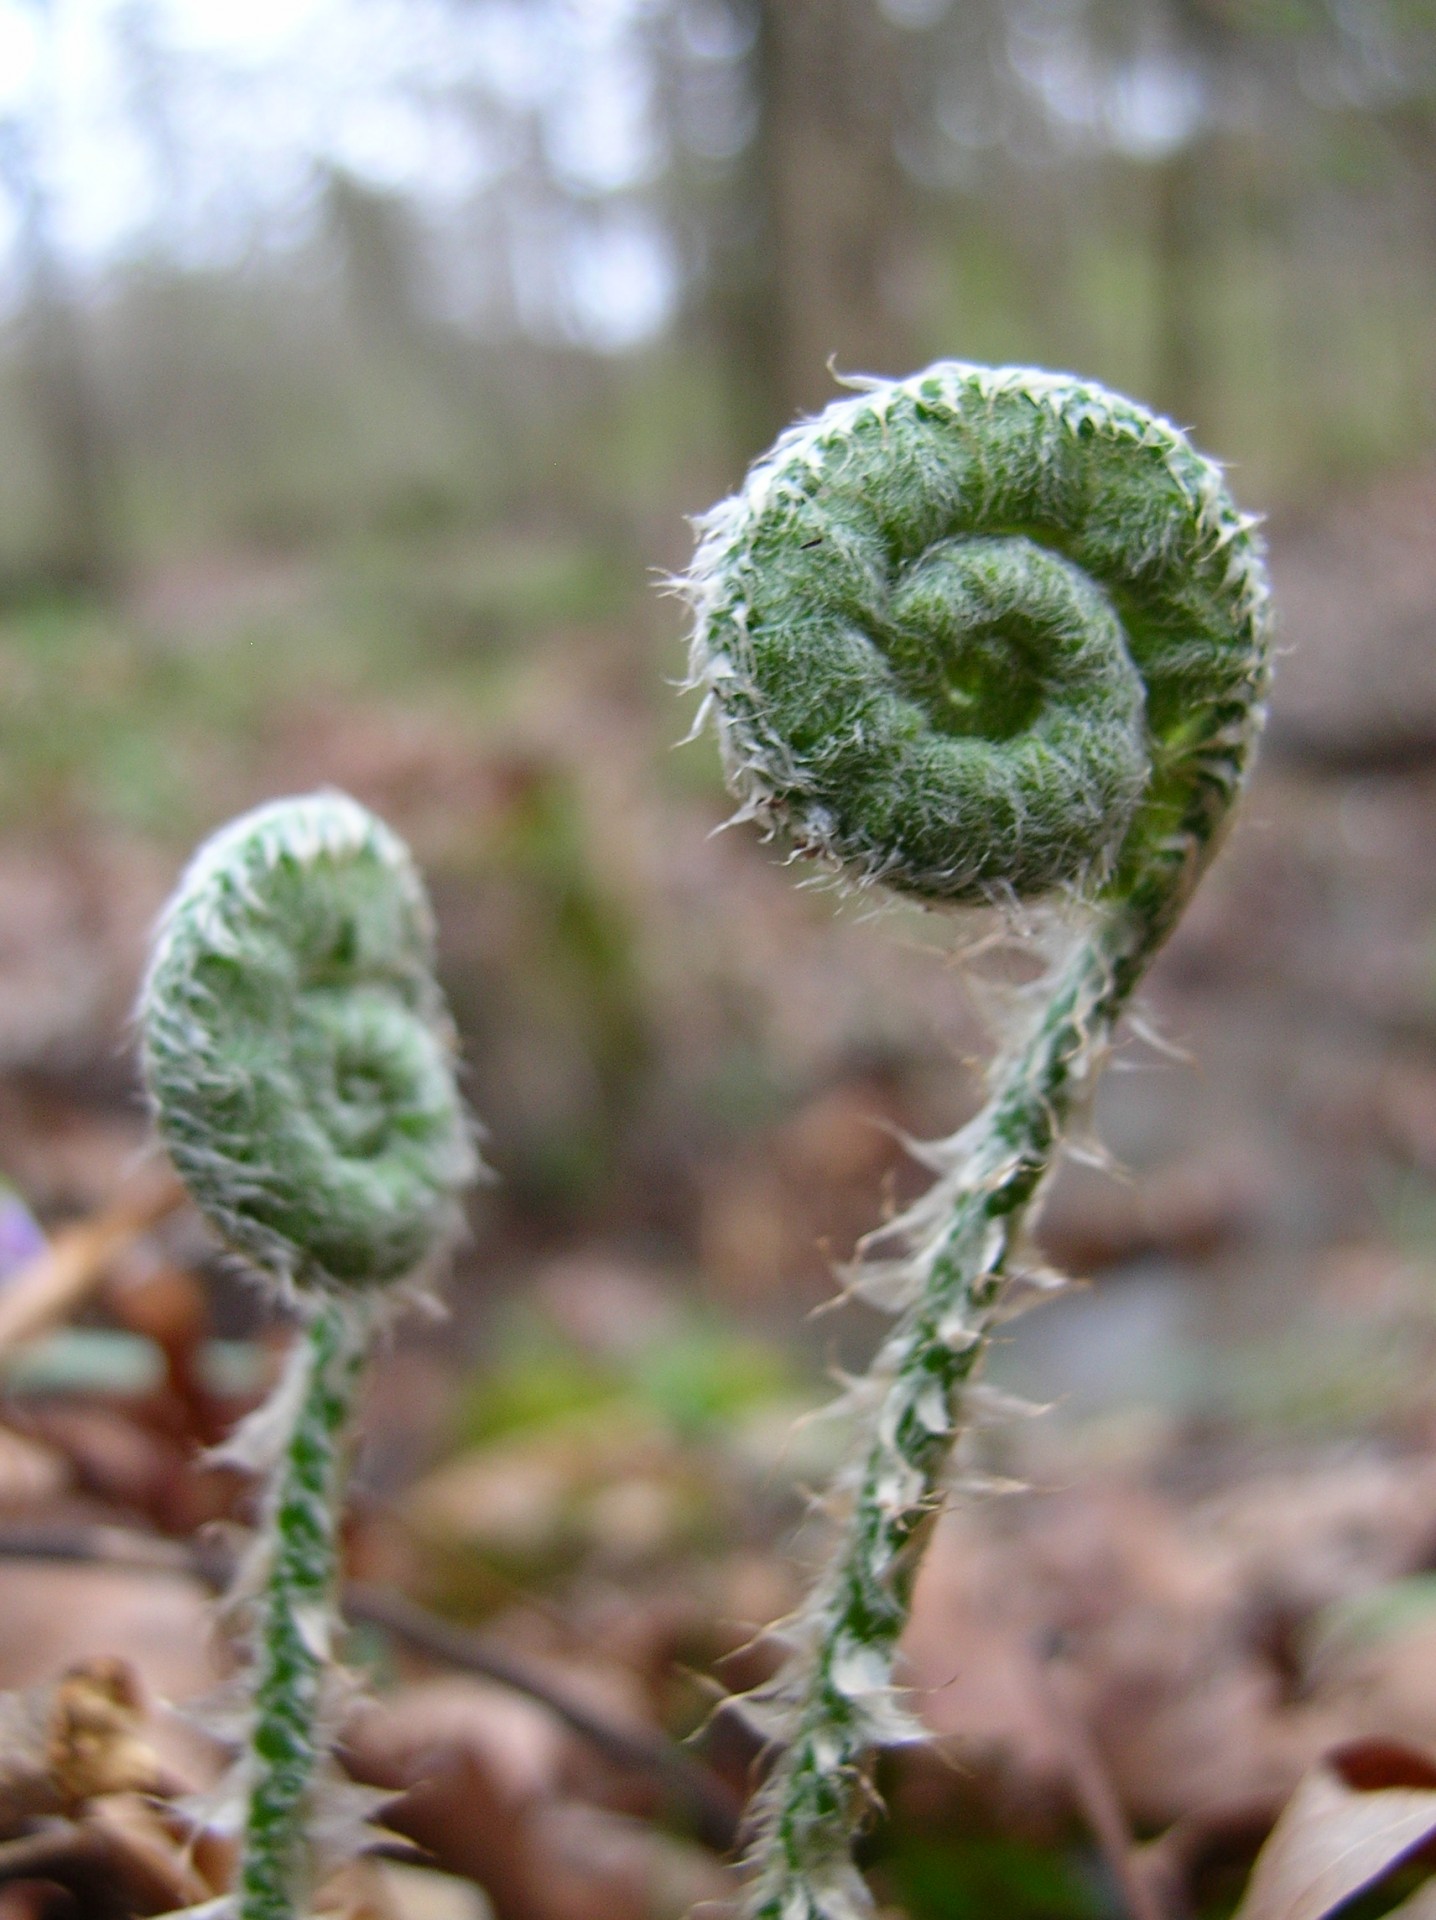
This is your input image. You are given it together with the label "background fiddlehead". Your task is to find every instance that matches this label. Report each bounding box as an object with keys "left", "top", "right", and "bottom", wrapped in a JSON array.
[
  {"left": 141, "top": 790, "right": 476, "bottom": 1920},
  {"left": 685, "top": 363, "right": 1273, "bottom": 1920}
]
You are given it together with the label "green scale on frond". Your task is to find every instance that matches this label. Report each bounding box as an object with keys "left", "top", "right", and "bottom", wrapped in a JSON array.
[{"left": 683, "top": 364, "right": 1272, "bottom": 1920}]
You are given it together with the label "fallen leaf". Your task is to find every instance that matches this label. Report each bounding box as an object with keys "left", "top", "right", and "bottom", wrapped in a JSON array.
[
  {"left": 0, "top": 1562, "right": 223, "bottom": 1798},
  {"left": 0, "top": 1424, "right": 67, "bottom": 1508},
  {"left": 1231, "top": 1741, "right": 1436, "bottom": 1920},
  {"left": 358, "top": 1862, "right": 491, "bottom": 1920},
  {"left": 344, "top": 1678, "right": 733, "bottom": 1920},
  {"left": 47, "top": 1660, "right": 167, "bottom": 1808},
  {"left": 82, "top": 1791, "right": 216, "bottom": 1913}
]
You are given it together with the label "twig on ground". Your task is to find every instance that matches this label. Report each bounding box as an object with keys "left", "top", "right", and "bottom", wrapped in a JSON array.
[
  {"left": 0, "top": 1167, "right": 186, "bottom": 1361},
  {"left": 1028, "top": 1636, "right": 1164, "bottom": 1920},
  {"left": 0, "top": 1521, "right": 741, "bottom": 1852},
  {"left": 345, "top": 1582, "right": 743, "bottom": 1851}
]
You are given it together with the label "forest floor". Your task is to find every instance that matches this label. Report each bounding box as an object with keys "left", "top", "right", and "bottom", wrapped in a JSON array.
[{"left": 0, "top": 462, "right": 1435, "bottom": 1920}]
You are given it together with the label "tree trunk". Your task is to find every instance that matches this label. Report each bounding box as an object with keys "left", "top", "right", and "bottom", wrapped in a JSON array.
[{"left": 722, "top": 0, "right": 919, "bottom": 452}]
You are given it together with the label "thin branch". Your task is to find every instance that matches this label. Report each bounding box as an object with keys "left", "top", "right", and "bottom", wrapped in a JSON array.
[
  {"left": 1029, "top": 1638, "right": 1164, "bottom": 1920},
  {"left": 0, "top": 1522, "right": 741, "bottom": 1852},
  {"left": 0, "top": 1167, "right": 185, "bottom": 1360}
]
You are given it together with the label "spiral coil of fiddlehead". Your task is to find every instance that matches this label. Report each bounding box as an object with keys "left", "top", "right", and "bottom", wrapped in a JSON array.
[
  {"left": 140, "top": 791, "right": 476, "bottom": 1920},
  {"left": 142, "top": 791, "right": 475, "bottom": 1296},
  {"left": 685, "top": 363, "right": 1272, "bottom": 1920}
]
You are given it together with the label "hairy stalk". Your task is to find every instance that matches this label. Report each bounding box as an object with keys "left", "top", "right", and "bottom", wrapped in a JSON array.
[
  {"left": 239, "top": 1295, "right": 369, "bottom": 1920},
  {"left": 684, "top": 362, "right": 1273, "bottom": 1920},
  {"left": 140, "top": 792, "right": 476, "bottom": 1920}
]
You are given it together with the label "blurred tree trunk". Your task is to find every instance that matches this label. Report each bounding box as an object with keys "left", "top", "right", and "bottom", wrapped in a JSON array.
[
  {"left": 1151, "top": 134, "right": 1216, "bottom": 432},
  {"left": 1149, "top": 0, "right": 1226, "bottom": 436},
  {"left": 720, "top": 0, "right": 919, "bottom": 452},
  {"left": 0, "top": 30, "right": 121, "bottom": 597},
  {"left": 20, "top": 235, "right": 120, "bottom": 594}
]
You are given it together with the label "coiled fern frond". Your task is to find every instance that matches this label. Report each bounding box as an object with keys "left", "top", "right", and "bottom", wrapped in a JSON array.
[
  {"left": 143, "top": 791, "right": 474, "bottom": 1294},
  {"left": 140, "top": 791, "right": 476, "bottom": 1920},
  {"left": 685, "top": 363, "right": 1273, "bottom": 1920}
]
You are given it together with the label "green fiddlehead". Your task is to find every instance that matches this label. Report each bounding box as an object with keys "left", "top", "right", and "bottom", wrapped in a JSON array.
[
  {"left": 685, "top": 363, "right": 1272, "bottom": 1920},
  {"left": 140, "top": 791, "right": 476, "bottom": 1920}
]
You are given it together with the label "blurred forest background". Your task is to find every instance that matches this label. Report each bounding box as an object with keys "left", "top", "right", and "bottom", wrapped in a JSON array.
[{"left": 4, "top": 3, "right": 1436, "bottom": 1918}]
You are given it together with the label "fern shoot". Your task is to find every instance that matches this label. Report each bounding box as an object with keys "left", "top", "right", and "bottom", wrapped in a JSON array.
[
  {"left": 140, "top": 790, "right": 477, "bottom": 1920},
  {"left": 683, "top": 362, "right": 1273, "bottom": 1920}
]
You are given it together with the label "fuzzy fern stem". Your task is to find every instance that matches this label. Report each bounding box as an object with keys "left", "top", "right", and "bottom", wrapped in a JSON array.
[
  {"left": 748, "top": 917, "right": 1166, "bottom": 1920},
  {"left": 239, "top": 1295, "right": 369, "bottom": 1920},
  {"left": 140, "top": 792, "right": 476, "bottom": 1920},
  {"left": 684, "top": 362, "right": 1273, "bottom": 1920}
]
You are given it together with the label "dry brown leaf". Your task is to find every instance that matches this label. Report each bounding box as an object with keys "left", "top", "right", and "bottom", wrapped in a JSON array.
[
  {"left": 315, "top": 1859, "right": 408, "bottom": 1920},
  {"left": 1231, "top": 1741, "right": 1436, "bottom": 1920},
  {"left": 0, "top": 1563, "right": 219, "bottom": 1704},
  {"left": 343, "top": 1676, "right": 572, "bottom": 1916},
  {"left": 0, "top": 1426, "right": 68, "bottom": 1508},
  {"left": 0, "top": 1661, "right": 175, "bottom": 1838},
  {"left": 358, "top": 1862, "right": 491, "bottom": 1920},
  {"left": 344, "top": 1678, "right": 734, "bottom": 1920},
  {"left": 46, "top": 1660, "right": 166, "bottom": 1808},
  {"left": 82, "top": 1791, "right": 216, "bottom": 1913},
  {"left": 520, "top": 1800, "right": 732, "bottom": 1920}
]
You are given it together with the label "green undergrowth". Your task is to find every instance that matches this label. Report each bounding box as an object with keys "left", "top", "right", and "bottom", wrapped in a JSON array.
[
  {"left": 871, "top": 1833, "right": 1106, "bottom": 1920},
  {"left": 412, "top": 1299, "right": 822, "bottom": 1615},
  {"left": 334, "top": 529, "right": 630, "bottom": 671},
  {"left": 451, "top": 1300, "right": 801, "bottom": 1450},
  {"left": 875, "top": 1817, "right": 1436, "bottom": 1920},
  {"left": 0, "top": 592, "right": 270, "bottom": 834},
  {"left": 0, "top": 527, "right": 635, "bottom": 838},
  {"left": 472, "top": 767, "right": 653, "bottom": 1215}
]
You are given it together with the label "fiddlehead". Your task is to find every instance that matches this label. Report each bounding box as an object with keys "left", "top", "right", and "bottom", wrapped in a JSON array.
[
  {"left": 685, "top": 363, "right": 1272, "bottom": 1920},
  {"left": 140, "top": 791, "right": 476, "bottom": 1920},
  {"left": 143, "top": 792, "right": 475, "bottom": 1295}
]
